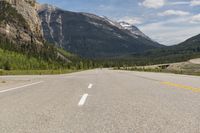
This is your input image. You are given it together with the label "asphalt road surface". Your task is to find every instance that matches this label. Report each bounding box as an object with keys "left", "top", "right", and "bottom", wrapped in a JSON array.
[
  {"left": 0, "top": 69, "right": 200, "bottom": 133},
  {"left": 190, "top": 58, "right": 200, "bottom": 64}
]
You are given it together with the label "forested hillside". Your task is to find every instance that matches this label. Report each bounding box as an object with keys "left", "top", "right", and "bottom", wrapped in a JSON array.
[
  {"left": 93, "top": 34, "right": 200, "bottom": 68},
  {"left": 38, "top": 5, "right": 163, "bottom": 58},
  {"left": 0, "top": 1, "right": 95, "bottom": 72}
]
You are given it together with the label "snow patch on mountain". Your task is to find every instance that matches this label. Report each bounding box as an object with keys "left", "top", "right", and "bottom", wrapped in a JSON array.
[
  {"left": 119, "top": 21, "right": 151, "bottom": 40},
  {"left": 99, "top": 17, "right": 152, "bottom": 40}
]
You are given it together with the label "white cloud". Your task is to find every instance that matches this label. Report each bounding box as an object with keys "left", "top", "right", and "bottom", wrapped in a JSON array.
[
  {"left": 139, "top": 0, "right": 200, "bottom": 7},
  {"left": 139, "top": 0, "right": 165, "bottom": 9},
  {"left": 167, "top": 0, "right": 200, "bottom": 6},
  {"left": 190, "top": 0, "right": 200, "bottom": 6},
  {"left": 137, "top": 0, "right": 200, "bottom": 45},
  {"left": 139, "top": 17, "right": 200, "bottom": 45},
  {"left": 119, "top": 17, "right": 143, "bottom": 25},
  {"left": 190, "top": 14, "right": 200, "bottom": 23},
  {"left": 168, "top": 1, "right": 190, "bottom": 5},
  {"left": 158, "top": 10, "right": 190, "bottom": 16}
]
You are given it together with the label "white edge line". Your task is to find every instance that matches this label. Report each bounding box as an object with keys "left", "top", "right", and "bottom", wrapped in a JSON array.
[
  {"left": 78, "top": 93, "right": 89, "bottom": 106},
  {"left": 0, "top": 81, "right": 44, "bottom": 93},
  {"left": 88, "top": 83, "right": 93, "bottom": 89}
]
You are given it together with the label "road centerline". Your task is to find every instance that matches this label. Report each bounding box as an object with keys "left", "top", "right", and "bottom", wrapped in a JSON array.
[
  {"left": 88, "top": 83, "right": 93, "bottom": 89},
  {"left": 78, "top": 93, "right": 89, "bottom": 106},
  {"left": 161, "top": 81, "right": 200, "bottom": 92},
  {"left": 0, "top": 81, "right": 44, "bottom": 94}
]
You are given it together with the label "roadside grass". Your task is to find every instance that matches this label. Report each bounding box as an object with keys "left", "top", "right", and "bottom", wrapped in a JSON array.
[
  {"left": 115, "top": 66, "right": 200, "bottom": 76},
  {"left": 0, "top": 69, "right": 81, "bottom": 75},
  {"left": 1, "top": 80, "right": 6, "bottom": 83}
]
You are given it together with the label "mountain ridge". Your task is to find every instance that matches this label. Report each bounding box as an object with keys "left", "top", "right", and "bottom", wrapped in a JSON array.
[
  {"left": 176, "top": 34, "right": 200, "bottom": 47},
  {"left": 0, "top": 1, "right": 79, "bottom": 70},
  {"left": 38, "top": 4, "right": 163, "bottom": 58},
  {"left": 1, "top": 0, "right": 199, "bottom": 69}
]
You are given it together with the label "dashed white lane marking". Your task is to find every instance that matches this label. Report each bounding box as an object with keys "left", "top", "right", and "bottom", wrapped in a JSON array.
[
  {"left": 78, "top": 93, "right": 89, "bottom": 106},
  {"left": 88, "top": 83, "right": 93, "bottom": 89},
  {"left": 0, "top": 81, "right": 44, "bottom": 94}
]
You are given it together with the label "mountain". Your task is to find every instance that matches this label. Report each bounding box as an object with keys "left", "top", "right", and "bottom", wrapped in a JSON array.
[
  {"left": 119, "top": 21, "right": 152, "bottom": 41},
  {"left": 0, "top": 0, "right": 75, "bottom": 70},
  {"left": 0, "top": 0, "right": 43, "bottom": 45},
  {"left": 175, "top": 34, "right": 200, "bottom": 49},
  {"left": 130, "top": 34, "right": 200, "bottom": 65},
  {"left": 38, "top": 4, "right": 163, "bottom": 58}
]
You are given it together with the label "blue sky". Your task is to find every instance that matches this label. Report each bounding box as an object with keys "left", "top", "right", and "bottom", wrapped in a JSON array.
[{"left": 38, "top": 0, "right": 200, "bottom": 45}]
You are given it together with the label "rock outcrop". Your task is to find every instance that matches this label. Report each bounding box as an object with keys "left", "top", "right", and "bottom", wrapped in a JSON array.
[{"left": 0, "top": 0, "right": 43, "bottom": 45}]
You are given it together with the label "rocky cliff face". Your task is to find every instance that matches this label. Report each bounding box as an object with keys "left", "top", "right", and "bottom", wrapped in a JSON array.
[
  {"left": 37, "top": 4, "right": 64, "bottom": 47},
  {"left": 0, "top": 0, "right": 43, "bottom": 45}
]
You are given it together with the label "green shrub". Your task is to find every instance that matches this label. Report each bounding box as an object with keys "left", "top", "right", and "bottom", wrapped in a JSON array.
[{"left": 3, "top": 60, "right": 11, "bottom": 70}]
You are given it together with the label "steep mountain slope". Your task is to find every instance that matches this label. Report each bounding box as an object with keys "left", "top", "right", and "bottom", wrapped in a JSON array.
[
  {"left": 119, "top": 21, "right": 152, "bottom": 41},
  {"left": 130, "top": 34, "right": 200, "bottom": 65},
  {"left": 162, "top": 33, "right": 200, "bottom": 55},
  {"left": 175, "top": 34, "right": 200, "bottom": 49},
  {"left": 38, "top": 4, "right": 163, "bottom": 58},
  {"left": 0, "top": 0, "right": 43, "bottom": 45},
  {"left": 0, "top": 1, "right": 76, "bottom": 70}
]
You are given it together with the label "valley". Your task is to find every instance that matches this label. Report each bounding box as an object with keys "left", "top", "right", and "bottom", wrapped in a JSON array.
[
  {"left": 0, "top": 0, "right": 200, "bottom": 132},
  {"left": 0, "top": 0, "right": 200, "bottom": 75}
]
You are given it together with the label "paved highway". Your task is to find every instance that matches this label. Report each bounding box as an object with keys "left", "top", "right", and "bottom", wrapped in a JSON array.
[
  {"left": 0, "top": 69, "right": 200, "bottom": 133},
  {"left": 190, "top": 58, "right": 200, "bottom": 64}
]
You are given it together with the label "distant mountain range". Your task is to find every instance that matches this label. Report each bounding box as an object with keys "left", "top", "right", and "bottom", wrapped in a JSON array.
[
  {"left": 0, "top": 0, "right": 200, "bottom": 67},
  {"left": 176, "top": 34, "right": 200, "bottom": 48},
  {"left": 38, "top": 4, "right": 163, "bottom": 58}
]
